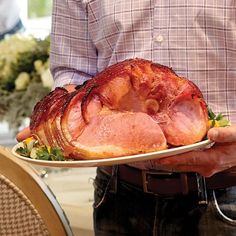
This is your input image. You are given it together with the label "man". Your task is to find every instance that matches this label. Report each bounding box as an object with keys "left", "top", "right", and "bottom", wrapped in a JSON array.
[{"left": 17, "top": 1, "right": 236, "bottom": 235}]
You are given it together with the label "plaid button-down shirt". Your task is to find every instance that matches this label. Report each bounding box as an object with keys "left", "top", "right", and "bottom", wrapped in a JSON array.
[{"left": 51, "top": 0, "right": 236, "bottom": 123}]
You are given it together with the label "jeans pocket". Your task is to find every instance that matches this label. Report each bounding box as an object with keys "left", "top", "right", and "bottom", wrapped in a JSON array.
[
  {"left": 93, "top": 170, "right": 113, "bottom": 209},
  {"left": 93, "top": 179, "right": 105, "bottom": 208},
  {"left": 212, "top": 189, "right": 236, "bottom": 226}
]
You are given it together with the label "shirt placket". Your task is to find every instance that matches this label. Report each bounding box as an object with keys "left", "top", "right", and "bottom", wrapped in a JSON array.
[{"left": 152, "top": 1, "right": 169, "bottom": 66}]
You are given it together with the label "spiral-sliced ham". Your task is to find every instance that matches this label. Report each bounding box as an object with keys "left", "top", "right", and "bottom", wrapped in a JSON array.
[
  {"left": 30, "top": 87, "right": 68, "bottom": 145},
  {"left": 30, "top": 58, "right": 209, "bottom": 160}
]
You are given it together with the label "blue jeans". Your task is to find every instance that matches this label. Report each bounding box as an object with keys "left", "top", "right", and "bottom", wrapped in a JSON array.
[{"left": 93, "top": 167, "right": 236, "bottom": 236}]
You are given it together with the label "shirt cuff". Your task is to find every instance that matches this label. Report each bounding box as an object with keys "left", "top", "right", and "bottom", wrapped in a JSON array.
[{"left": 53, "top": 70, "right": 92, "bottom": 89}]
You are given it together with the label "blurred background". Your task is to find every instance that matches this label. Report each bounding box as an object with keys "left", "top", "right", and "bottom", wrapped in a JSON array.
[
  {"left": 0, "top": 0, "right": 53, "bottom": 144},
  {"left": 23, "top": 0, "right": 52, "bottom": 38},
  {"left": 0, "top": 1, "right": 95, "bottom": 235}
]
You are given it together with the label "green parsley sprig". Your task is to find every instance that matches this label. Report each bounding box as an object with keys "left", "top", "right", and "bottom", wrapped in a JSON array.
[
  {"left": 208, "top": 108, "right": 230, "bottom": 128},
  {"left": 36, "top": 146, "right": 65, "bottom": 161},
  {"left": 16, "top": 137, "right": 65, "bottom": 161}
]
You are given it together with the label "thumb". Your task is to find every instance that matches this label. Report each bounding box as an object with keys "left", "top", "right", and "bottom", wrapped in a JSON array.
[
  {"left": 207, "top": 125, "right": 236, "bottom": 143},
  {"left": 16, "top": 127, "right": 31, "bottom": 142}
]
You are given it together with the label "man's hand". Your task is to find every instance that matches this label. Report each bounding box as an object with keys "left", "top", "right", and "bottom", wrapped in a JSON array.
[
  {"left": 16, "top": 127, "right": 31, "bottom": 142},
  {"left": 63, "top": 84, "right": 76, "bottom": 92},
  {"left": 155, "top": 125, "right": 236, "bottom": 177}
]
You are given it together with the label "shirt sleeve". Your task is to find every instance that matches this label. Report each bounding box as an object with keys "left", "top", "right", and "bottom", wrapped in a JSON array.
[{"left": 50, "top": 0, "right": 98, "bottom": 88}]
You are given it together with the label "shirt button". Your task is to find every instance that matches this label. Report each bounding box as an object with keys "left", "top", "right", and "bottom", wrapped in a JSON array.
[{"left": 155, "top": 35, "right": 164, "bottom": 43}]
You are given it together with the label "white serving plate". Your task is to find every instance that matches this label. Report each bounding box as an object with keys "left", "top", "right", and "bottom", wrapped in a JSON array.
[{"left": 11, "top": 139, "right": 214, "bottom": 168}]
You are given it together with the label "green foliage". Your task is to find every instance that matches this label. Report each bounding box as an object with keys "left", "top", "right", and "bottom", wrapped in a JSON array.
[
  {"left": 0, "top": 35, "right": 50, "bottom": 91},
  {"left": 0, "top": 34, "right": 52, "bottom": 131},
  {"left": 36, "top": 146, "right": 65, "bottom": 161},
  {"left": 15, "top": 146, "right": 30, "bottom": 157},
  {"left": 16, "top": 142, "right": 65, "bottom": 161},
  {"left": 208, "top": 108, "right": 230, "bottom": 128},
  {"left": 0, "top": 81, "right": 50, "bottom": 131},
  {"left": 28, "top": 0, "right": 53, "bottom": 18}
]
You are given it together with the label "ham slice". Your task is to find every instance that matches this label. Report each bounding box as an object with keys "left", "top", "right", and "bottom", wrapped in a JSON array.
[
  {"left": 30, "top": 58, "right": 209, "bottom": 160},
  {"left": 30, "top": 87, "right": 68, "bottom": 145},
  {"left": 71, "top": 111, "right": 167, "bottom": 159}
]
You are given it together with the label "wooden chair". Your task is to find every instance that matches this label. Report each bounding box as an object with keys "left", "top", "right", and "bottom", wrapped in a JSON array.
[{"left": 0, "top": 146, "right": 74, "bottom": 236}]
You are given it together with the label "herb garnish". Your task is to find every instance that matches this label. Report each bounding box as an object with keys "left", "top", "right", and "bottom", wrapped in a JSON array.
[
  {"left": 208, "top": 108, "right": 230, "bottom": 128},
  {"left": 16, "top": 137, "right": 65, "bottom": 161},
  {"left": 36, "top": 146, "right": 65, "bottom": 161},
  {"left": 16, "top": 146, "right": 31, "bottom": 157}
]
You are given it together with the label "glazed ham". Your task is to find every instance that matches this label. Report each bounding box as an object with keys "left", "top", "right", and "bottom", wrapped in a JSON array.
[{"left": 30, "top": 58, "right": 209, "bottom": 159}]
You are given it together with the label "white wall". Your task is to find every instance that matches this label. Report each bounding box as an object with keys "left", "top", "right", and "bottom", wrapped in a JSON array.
[
  {"left": 0, "top": 122, "right": 17, "bottom": 147},
  {"left": 19, "top": 0, "right": 52, "bottom": 38}
]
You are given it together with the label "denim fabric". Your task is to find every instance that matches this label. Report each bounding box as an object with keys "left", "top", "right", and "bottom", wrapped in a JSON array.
[{"left": 93, "top": 167, "right": 236, "bottom": 236}]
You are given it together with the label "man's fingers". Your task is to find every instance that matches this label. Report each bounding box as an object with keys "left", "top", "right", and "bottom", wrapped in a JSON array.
[
  {"left": 63, "top": 84, "right": 76, "bottom": 92},
  {"left": 207, "top": 125, "right": 236, "bottom": 142},
  {"left": 155, "top": 142, "right": 236, "bottom": 177},
  {"left": 16, "top": 127, "right": 31, "bottom": 142}
]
